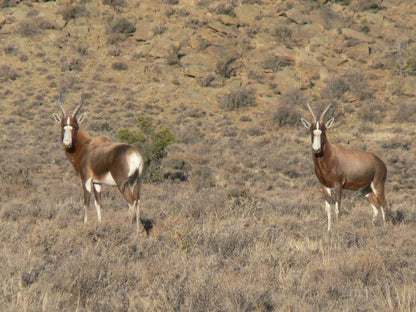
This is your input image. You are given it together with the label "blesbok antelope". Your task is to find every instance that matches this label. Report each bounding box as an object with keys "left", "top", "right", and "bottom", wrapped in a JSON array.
[
  {"left": 301, "top": 102, "right": 388, "bottom": 231},
  {"left": 53, "top": 94, "right": 145, "bottom": 229}
]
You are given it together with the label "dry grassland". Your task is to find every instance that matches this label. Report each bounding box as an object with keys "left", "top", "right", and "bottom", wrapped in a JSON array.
[{"left": 0, "top": 0, "right": 416, "bottom": 311}]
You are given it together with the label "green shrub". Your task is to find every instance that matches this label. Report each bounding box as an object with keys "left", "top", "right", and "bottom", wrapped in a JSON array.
[{"left": 118, "top": 115, "right": 176, "bottom": 183}]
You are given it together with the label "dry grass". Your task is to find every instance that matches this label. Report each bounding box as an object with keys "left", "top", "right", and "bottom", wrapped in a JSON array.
[{"left": 0, "top": 0, "right": 415, "bottom": 311}]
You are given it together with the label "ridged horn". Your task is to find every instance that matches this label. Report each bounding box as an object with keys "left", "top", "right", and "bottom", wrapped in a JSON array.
[
  {"left": 306, "top": 101, "right": 317, "bottom": 123},
  {"left": 58, "top": 92, "right": 66, "bottom": 116},
  {"left": 72, "top": 92, "right": 84, "bottom": 118},
  {"left": 319, "top": 103, "right": 332, "bottom": 123}
]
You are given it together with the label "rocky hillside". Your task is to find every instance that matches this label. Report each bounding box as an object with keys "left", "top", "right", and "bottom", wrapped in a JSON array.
[{"left": 0, "top": 0, "right": 415, "bottom": 311}]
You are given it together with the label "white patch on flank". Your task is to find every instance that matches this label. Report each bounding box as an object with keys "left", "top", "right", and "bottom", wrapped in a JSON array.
[
  {"left": 127, "top": 152, "right": 144, "bottom": 177},
  {"left": 95, "top": 172, "right": 117, "bottom": 186},
  {"left": 93, "top": 183, "right": 102, "bottom": 193},
  {"left": 85, "top": 178, "right": 93, "bottom": 192}
]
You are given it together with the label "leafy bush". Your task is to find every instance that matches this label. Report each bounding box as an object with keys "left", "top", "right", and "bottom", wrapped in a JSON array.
[{"left": 118, "top": 115, "right": 176, "bottom": 183}]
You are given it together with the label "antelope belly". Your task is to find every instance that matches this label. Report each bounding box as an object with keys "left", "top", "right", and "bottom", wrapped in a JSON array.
[{"left": 95, "top": 172, "right": 117, "bottom": 186}]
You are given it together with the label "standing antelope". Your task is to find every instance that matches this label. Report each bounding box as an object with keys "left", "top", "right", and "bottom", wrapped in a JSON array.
[
  {"left": 53, "top": 93, "right": 145, "bottom": 229},
  {"left": 301, "top": 102, "right": 388, "bottom": 231}
]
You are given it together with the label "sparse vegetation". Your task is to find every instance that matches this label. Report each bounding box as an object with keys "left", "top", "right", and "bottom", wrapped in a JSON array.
[
  {"left": 0, "top": 0, "right": 415, "bottom": 311},
  {"left": 219, "top": 87, "right": 256, "bottom": 110}
]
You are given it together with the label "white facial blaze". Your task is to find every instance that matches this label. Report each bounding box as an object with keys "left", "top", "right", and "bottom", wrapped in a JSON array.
[
  {"left": 312, "top": 122, "right": 322, "bottom": 152},
  {"left": 63, "top": 118, "right": 73, "bottom": 147},
  {"left": 63, "top": 126, "right": 73, "bottom": 146}
]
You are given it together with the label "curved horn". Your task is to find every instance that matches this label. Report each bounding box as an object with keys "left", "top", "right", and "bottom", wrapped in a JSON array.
[
  {"left": 306, "top": 101, "right": 317, "bottom": 123},
  {"left": 58, "top": 92, "right": 66, "bottom": 116},
  {"left": 72, "top": 92, "right": 84, "bottom": 118},
  {"left": 319, "top": 103, "right": 332, "bottom": 123}
]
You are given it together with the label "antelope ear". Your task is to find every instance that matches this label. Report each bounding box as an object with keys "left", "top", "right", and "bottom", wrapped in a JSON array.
[
  {"left": 300, "top": 117, "right": 311, "bottom": 128},
  {"left": 53, "top": 113, "right": 61, "bottom": 123},
  {"left": 326, "top": 117, "right": 335, "bottom": 129},
  {"left": 77, "top": 112, "right": 87, "bottom": 124}
]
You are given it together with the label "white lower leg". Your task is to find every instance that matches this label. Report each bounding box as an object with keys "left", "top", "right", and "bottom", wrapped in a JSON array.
[
  {"left": 94, "top": 200, "right": 102, "bottom": 222},
  {"left": 84, "top": 205, "right": 88, "bottom": 224},
  {"left": 380, "top": 206, "right": 386, "bottom": 225},
  {"left": 371, "top": 204, "right": 379, "bottom": 224},
  {"left": 325, "top": 201, "right": 332, "bottom": 231},
  {"left": 335, "top": 202, "right": 339, "bottom": 221}
]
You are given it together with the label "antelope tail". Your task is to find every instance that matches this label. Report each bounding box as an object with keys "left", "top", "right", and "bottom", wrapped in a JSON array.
[{"left": 121, "top": 169, "right": 141, "bottom": 192}]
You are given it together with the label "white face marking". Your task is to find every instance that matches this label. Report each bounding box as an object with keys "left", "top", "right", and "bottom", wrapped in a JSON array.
[
  {"left": 62, "top": 125, "right": 73, "bottom": 147},
  {"left": 312, "top": 125, "right": 322, "bottom": 152}
]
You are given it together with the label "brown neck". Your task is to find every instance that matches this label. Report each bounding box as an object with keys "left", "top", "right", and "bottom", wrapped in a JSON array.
[
  {"left": 312, "top": 134, "right": 333, "bottom": 170},
  {"left": 65, "top": 130, "right": 91, "bottom": 174}
]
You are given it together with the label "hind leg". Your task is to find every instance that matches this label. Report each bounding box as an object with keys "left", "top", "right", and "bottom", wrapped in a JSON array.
[
  {"left": 121, "top": 185, "right": 143, "bottom": 231},
  {"left": 366, "top": 182, "right": 387, "bottom": 225}
]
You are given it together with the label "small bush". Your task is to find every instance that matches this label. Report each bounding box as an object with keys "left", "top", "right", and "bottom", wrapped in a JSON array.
[
  {"left": 0, "top": 65, "right": 18, "bottom": 82},
  {"left": 60, "top": 58, "right": 83, "bottom": 72},
  {"left": 271, "top": 26, "right": 292, "bottom": 43},
  {"left": 323, "top": 72, "right": 372, "bottom": 100},
  {"left": 102, "top": 0, "right": 126, "bottom": 8},
  {"left": 58, "top": 3, "right": 86, "bottom": 22},
  {"left": 111, "top": 62, "right": 128, "bottom": 71},
  {"left": 0, "top": 0, "right": 17, "bottom": 8},
  {"left": 260, "top": 55, "right": 294, "bottom": 72},
  {"left": 359, "top": 101, "right": 385, "bottom": 122},
  {"left": 215, "top": 55, "right": 238, "bottom": 79},
  {"left": 219, "top": 87, "right": 256, "bottom": 111},
  {"left": 211, "top": 1, "right": 238, "bottom": 17},
  {"left": 167, "top": 44, "right": 181, "bottom": 65},
  {"left": 118, "top": 115, "right": 176, "bottom": 183},
  {"left": 393, "top": 101, "right": 416, "bottom": 123},
  {"left": 273, "top": 103, "right": 299, "bottom": 128},
  {"left": 110, "top": 17, "right": 136, "bottom": 34}
]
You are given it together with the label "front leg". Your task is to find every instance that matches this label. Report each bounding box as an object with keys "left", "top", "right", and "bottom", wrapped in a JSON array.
[
  {"left": 83, "top": 178, "right": 93, "bottom": 223},
  {"left": 93, "top": 183, "right": 102, "bottom": 222},
  {"left": 334, "top": 183, "right": 342, "bottom": 222},
  {"left": 323, "top": 187, "right": 332, "bottom": 231}
]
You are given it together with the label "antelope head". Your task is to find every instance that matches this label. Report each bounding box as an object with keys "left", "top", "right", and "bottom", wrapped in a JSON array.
[
  {"left": 53, "top": 93, "right": 86, "bottom": 149},
  {"left": 301, "top": 102, "right": 334, "bottom": 154}
]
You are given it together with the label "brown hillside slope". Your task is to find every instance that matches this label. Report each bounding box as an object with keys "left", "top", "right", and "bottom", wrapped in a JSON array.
[{"left": 0, "top": 0, "right": 415, "bottom": 310}]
